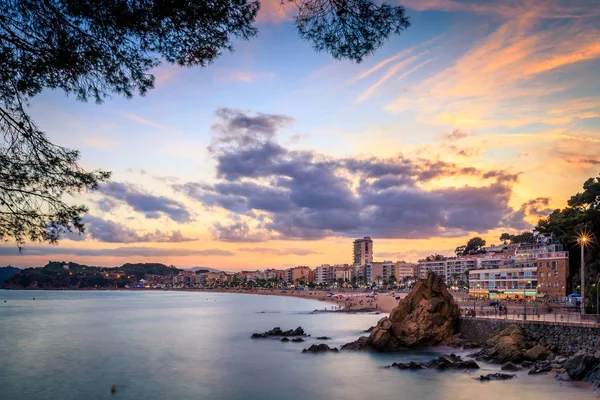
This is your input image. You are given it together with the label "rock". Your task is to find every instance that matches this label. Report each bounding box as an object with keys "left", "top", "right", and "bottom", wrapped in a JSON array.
[
  {"left": 564, "top": 352, "right": 598, "bottom": 380},
  {"left": 425, "top": 354, "right": 480, "bottom": 370},
  {"left": 525, "top": 344, "right": 551, "bottom": 361},
  {"left": 556, "top": 357, "right": 567, "bottom": 364},
  {"left": 521, "top": 360, "right": 533, "bottom": 368},
  {"left": 367, "top": 272, "right": 460, "bottom": 351},
  {"left": 551, "top": 363, "right": 562, "bottom": 369},
  {"left": 501, "top": 362, "right": 520, "bottom": 371},
  {"left": 364, "top": 326, "right": 375, "bottom": 333},
  {"left": 291, "top": 337, "right": 305, "bottom": 342},
  {"left": 386, "top": 354, "right": 479, "bottom": 371},
  {"left": 463, "top": 342, "right": 481, "bottom": 350},
  {"left": 251, "top": 326, "right": 308, "bottom": 338},
  {"left": 341, "top": 336, "right": 369, "bottom": 351},
  {"left": 281, "top": 337, "right": 290, "bottom": 342},
  {"left": 528, "top": 365, "right": 552, "bottom": 375},
  {"left": 302, "top": 344, "right": 339, "bottom": 353},
  {"left": 472, "top": 325, "right": 526, "bottom": 364},
  {"left": 316, "top": 336, "right": 331, "bottom": 340},
  {"left": 478, "top": 373, "right": 516, "bottom": 381},
  {"left": 388, "top": 361, "right": 426, "bottom": 370}
]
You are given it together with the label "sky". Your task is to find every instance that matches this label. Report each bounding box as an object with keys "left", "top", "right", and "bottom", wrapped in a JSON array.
[{"left": 2, "top": 0, "right": 600, "bottom": 270}]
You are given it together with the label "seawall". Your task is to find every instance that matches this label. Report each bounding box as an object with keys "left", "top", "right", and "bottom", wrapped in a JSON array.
[{"left": 458, "top": 318, "right": 600, "bottom": 356}]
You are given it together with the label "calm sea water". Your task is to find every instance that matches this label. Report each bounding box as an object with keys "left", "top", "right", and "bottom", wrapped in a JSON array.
[{"left": 0, "top": 290, "right": 597, "bottom": 400}]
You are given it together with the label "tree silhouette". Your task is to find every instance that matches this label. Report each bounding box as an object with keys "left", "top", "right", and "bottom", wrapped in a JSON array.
[{"left": 0, "top": 0, "right": 411, "bottom": 246}]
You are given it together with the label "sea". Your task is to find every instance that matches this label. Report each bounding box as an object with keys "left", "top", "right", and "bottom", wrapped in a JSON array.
[{"left": 0, "top": 290, "right": 597, "bottom": 400}]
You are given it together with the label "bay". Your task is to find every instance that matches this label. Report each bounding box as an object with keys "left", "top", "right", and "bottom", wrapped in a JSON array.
[{"left": 0, "top": 290, "right": 595, "bottom": 400}]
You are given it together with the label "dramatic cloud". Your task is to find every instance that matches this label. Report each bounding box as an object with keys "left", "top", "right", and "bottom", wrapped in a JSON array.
[
  {"left": 98, "top": 182, "right": 192, "bottom": 223},
  {"left": 69, "top": 216, "right": 197, "bottom": 244},
  {"left": 238, "top": 247, "right": 320, "bottom": 256},
  {"left": 502, "top": 197, "right": 553, "bottom": 230},
  {"left": 176, "top": 109, "right": 530, "bottom": 241},
  {"left": 209, "top": 221, "right": 271, "bottom": 243},
  {"left": 0, "top": 246, "right": 234, "bottom": 257}
]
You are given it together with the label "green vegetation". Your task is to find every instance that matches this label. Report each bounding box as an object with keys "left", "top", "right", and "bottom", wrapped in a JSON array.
[
  {"left": 0, "top": 266, "right": 20, "bottom": 284},
  {"left": 1, "top": 0, "right": 411, "bottom": 248},
  {"left": 535, "top": 175, "right": 600, "bottom": 308},
  {"left": 2, "top": 262, "right": 181, "bottom": 289}
]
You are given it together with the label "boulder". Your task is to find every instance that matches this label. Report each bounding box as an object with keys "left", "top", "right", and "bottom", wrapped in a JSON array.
[
  {"left": 367, "top": 272, "right": 460, "bottom": 351},
  {"left": 501, "top": 362, "right": 520, "bottom": 371},
  {"left": 521, "top": 360, "right": 533, "bottom": 368},
  {"left": 251, "top": 326, "right": 308, "bottom": 338},
  {"left": 341, "top": 336, "right": 369, "bottom": 351},
  {"left": 316, "top": 336, "right": 332, "bottom": 340},
  {"left": 528, "top": 364, "right": 552, "bottom": 375},
  {"left": 425, "top": 354, "right": 480, "bottom": 370},
  {"left": 525, "top": 344, "right": 551, "bottom": 361},
  {"left": 473, "top": 325, "right": 526, "bottom": 364},
  {"left": 291, "top": 337, "right": 305, "bottom": 342},
  {"left": 478, "top": 373, "right": 516, "bottom": 381},
  {"left": 281, "top": 337, "right": 290, "bottom": 342},
  {"left": 302, "top": 344, "right": 339, "bottom": 353},
  {"left": 387, "top": 361, "right": 426, "bottom": 370},
  {"left": 564, "top": 352, "right": 598, "bottom": 380},
  {"left": 386, "top": 354, "right": 479, "bottom": 371}
]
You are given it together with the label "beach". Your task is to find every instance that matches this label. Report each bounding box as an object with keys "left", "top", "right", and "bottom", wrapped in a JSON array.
[{"left": 194, "top": 287, "right": 407, "bottom": 313}]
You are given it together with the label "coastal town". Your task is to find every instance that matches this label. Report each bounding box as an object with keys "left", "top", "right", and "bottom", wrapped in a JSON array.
[{"left": 3, "top": 231, "right": 574, "bottom": 306}]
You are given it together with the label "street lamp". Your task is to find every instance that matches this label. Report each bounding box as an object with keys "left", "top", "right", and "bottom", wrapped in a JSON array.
[
  {"left": 524, "top": 280, "right": 531, "bottom": 320},
  {"left": 579, "top": 234, "right": 589, "bottom": 315}
]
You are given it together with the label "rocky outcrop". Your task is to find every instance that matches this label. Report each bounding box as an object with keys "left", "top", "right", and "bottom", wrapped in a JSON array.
[
  {"left": 478, "top": 373, "right": 516, "bottom": 381},
  {"left": 525, "top": 344, "right": 551, "bottom": 361},
  {"left": 302, "top": 344, "right": 339, "bottom": 353},
  {"left": 341, "top": 336, "right": 369, "bottom": 351},
  {"left": 386, "top": 354, "right": 479, "bottom": 371},
  {"left": 426, "top": 354, "right": 480, "bottom": 370},
  {"left": 501, "top": 362, "right": 520, "bottom": 371},
  {"left": 367, "top": 272, "right": 460, "bottom": 351},
  {"left": 472, "top": 325, "right": 526, "bottom": 364},
  {"left": 563, "top": 352, "right": 598, "bottom": 380},
  {"left": 251, "top": 326, "right": 307, "bottom": 338}
]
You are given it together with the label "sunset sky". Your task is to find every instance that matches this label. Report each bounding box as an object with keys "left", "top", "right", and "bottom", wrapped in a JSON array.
[{"left": 2, "top": 0, "right": 599, "bottom": 270}]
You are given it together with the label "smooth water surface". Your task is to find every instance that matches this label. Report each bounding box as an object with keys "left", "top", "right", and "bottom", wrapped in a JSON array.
[{"left": 0, "top": 290, "right": 597, "bottom": 400}]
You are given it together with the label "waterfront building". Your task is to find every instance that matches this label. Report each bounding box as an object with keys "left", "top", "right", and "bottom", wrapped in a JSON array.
[
  {"left": 396, "top": 262, "right": 418, "bottom": 280},
  {"left": 353, "top": 237, "right": 373, "bottom": 266},
  {"left": 417, "top": 258, "right": 447, "bottom": 280},
  {"left": 468, "top": 239, "right": 569, "bottom": 300}
]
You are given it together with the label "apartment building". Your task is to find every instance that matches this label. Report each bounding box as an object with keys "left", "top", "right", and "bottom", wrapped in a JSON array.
[
  {"left": 353, "top": 237, "right": 373, "bottom": 265},
  {"left": 396, "top": 262, "right": 418, "bottom": 280},
  {"left": 468, "top": 240, "right": 568, "bottom": 300}
]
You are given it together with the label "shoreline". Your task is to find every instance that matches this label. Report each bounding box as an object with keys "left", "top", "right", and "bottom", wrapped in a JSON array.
[{"left": 1, "top": 286, "right": 403, "bottom": 313}]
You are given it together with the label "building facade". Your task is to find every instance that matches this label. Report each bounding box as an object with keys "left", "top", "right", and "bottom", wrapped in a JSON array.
[{"left": 353, "top": 237, "right": 373, "bottom": 266}]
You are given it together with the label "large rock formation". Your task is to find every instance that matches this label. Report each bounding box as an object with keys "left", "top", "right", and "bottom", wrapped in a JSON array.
[
  {"left": 472, "top": 324, "right": 526, "bottom": 364},
  {"left": 366, "top": 272, "right": 460, "bottom": 351}
]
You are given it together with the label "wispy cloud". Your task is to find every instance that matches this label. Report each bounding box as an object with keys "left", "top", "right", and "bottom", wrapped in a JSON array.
[
  {"left": 358, "top": 52, "right": 432, "bottom": 102},
  {"left": 0, "top": 246, "right": 234, "bottom": 258},
  {"left": 123, "top": 113, "right": 174, "bottom": 131},
  {"left": 213, "top": 69, "right": 276, "bottom": 84}
]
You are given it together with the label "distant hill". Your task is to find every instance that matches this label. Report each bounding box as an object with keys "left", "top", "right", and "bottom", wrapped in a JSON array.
[
  {"left": 0, "top": 266, "right": 21, "bottom": 284},
  {"left": 2, "top": 261, "right": 183, "bottom": 289},
  {"left": 188, "top": 266, "right": 223, "bottom": 273}
]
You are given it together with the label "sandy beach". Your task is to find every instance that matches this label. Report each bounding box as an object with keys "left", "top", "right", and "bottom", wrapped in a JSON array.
[{"left": 195, "top": 287, "right": 406, "bottom": 313}]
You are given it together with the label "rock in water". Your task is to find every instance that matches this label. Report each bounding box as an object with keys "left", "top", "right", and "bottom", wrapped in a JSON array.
[
  {"left": 478, "top": 373, "right": 516, "bottom": 381},
  {"left": 563, "top": 352, "right": 598, "bottom": 380},
  {"left": 302, "top": 344, "right": 339, "bottom": 353},
  {"left": 341, "top": 336, "right": 369, "bottom": 351},
  {"left": 501, "top": 362, "right": 520, "bottom": 371},
  {"left": 367, "top": 272, "right": 460, "bottom": 351},
  {"left": 472, "top": 325, "right": 526, "bottom": 364},
  {"left": 524, "top": 344, "right": 551, "bottom": 361}
]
